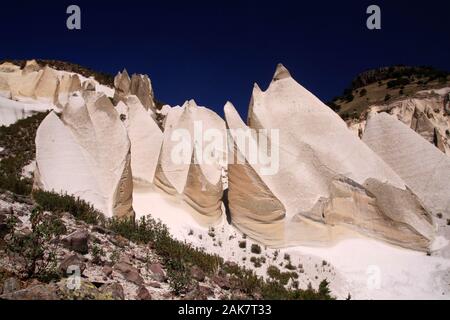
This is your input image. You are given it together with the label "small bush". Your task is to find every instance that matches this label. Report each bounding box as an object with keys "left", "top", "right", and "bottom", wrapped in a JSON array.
[
  {"left": 250, "top": 256, "right": 266, "bottom": 268},
  {"left": 359, "top": 88, "right": 367, "bottom": 97},
  {"left": 5, "top": 206, "right": 64, "bottom": 282},
  {"left": 238, "top": 241, "right": 246, "bottom": 249},
  {"left": 91, "top": 244, "right": 105, "bottom": 265},
  {"left": 266, "top": 265, "right": 296, "bottom": 286},
  {"left": 33, "top": 190, "right": 104, "bottom": 225},
  {"left": 166, "top": 259, "right": 192, "bottom": 295},
  {"left": 285, "top": 262, "right": 296, "bottom": 271},
  {"left": 250, "top": 244, "right": 261, "bottom": 254}
]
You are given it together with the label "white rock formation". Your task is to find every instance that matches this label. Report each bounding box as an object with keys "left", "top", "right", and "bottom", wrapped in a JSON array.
[
  {"left": 117, "top": 95, "right": 164, "bottom": 186},
  {"left": 363, "top": 112, "right": 450, "bottom": 218},
  {"left": 114, "top": 70, "right": 156, "bottom": 111},
  {"left": 225, "top": 64, "right": 434, "bottom": 250},
  {"left": 154, "top": 99, "right": 226, "bottom": 219},
  {"left": 33, "top": 66, "right": 59, "bottom": 102},
  {"left": 0, "top": 60, "right": 113, "bottom": 124},
  {"left": 55, "top": 73, "right": 82, "bottom": 108},
  {"left": 35, "top": 92, "right": 134, "bottom": 218}
]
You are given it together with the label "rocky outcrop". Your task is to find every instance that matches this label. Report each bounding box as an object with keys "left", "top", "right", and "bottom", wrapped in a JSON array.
[
  {"left": 34, "top": 92, "right": 134, "bottom": 218},
  {"left": 348, "top": 94, "right": 450, "bottom": 155},
  {"left": 55, "top": 73, "right": 82, "bottom": 108},
  {"left": 0, "top": 60, "right": 109, "bottom": 110},
  {"left": 33, "top": 66, "right": 59, "bottom": 102},
  {"left": 363, "top": 112, "right": 450, "bottom": 219},
  {"left": 225, "top": 64, "right": 434, "bottom": 250},
  {"left": 114, "top": 70, "right": 156, "bottom": 111}
]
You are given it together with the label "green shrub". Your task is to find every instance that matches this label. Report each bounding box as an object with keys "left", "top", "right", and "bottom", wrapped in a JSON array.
[
  {"left": 91, "top": 243, "right": 105, "bottom": 265},
  {"left": 238, "top": 241, "right": 246, "bottom": 249},
  {"left": 33, "top": 190, "right": 104, "bottom": 225},
  {"left": 0, "top": 113, "right": 48, "bottom": 195},
  {"left": 5, "top": 206, "right": 64, "bottom": 282},
  {"left": 250, "top": 244, "right": 261, "bottom": 254},
  {"left": 166, "top": 259, "right": 192, "bottom": 295}
]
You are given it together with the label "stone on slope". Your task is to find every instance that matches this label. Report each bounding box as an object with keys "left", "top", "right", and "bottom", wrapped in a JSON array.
[
  {"left": 225, "top": 64, "right": 434, "bottom": 249},
  {"left": 363, "top": 112, "right": 450, "bottom": 218}
]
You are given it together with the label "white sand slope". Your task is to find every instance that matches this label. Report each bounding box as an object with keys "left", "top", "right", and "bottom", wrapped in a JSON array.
[
  {"left": 133, "top": 186, "right": 450, "bottom": 300},
  {"left": 0, "top": 96, "right": 51, "bottom": 127}
]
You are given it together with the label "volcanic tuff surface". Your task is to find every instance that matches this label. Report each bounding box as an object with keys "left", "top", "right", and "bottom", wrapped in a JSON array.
[{"left": 1, "top": 60, "right": 450, "bottom": 299}]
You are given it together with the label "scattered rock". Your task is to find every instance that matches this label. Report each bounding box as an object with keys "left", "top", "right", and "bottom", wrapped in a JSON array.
[
  {"left": 110, "top": 235, "right": 129, "bottom": 248},
  {"left": 190, "top": 266, "right": 205, "bottom": 282},
  {"left": 61, "top": 229, "right": 89, "bottom": 254},
  {"left": 102, "top": 265, "right": 113, "bottom": 277},
  {"left": 57, "top": 279, "right": 110, "bottom": 300},
  {"left": 212, "top": 275, "right": 231, "bottom": 290},
  {"left": 148, "top": 263, "right": 166, "bottom": 282},
  {"left": 59, "top": 254, "right": 86, "bottom": 275},
  {"left": 0, "top": 220, "right": 10, "bottom": 238},
  {"left": 148, "top": 281, "right": 161, "bottom": 288},
  {"left": 0, "top": 284, "right": 59, "bottom": 300},
  {"left": 136, "top": 286, "right": 152, "bottom": 300},
  {"left": 198, "top": 285, "right": 214, "bottom": 297},
  {"left": 100, "top": 283, "right": 125, "bottom": 300},
  {"left": 92, "top": 225, "right": 111, "bottom": 235},
  {"left": 114, "top": 262, "right": 144, "bottom": 285},
  {"left": 2, "top": 277, "right": 22, "bottom": 294}
]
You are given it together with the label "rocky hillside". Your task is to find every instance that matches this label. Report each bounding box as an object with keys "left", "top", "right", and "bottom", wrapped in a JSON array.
[
  {"left": 0, "top": 59, "right": 115, "bottom": 88},
  {"left": 327, "top": 66, "right": 450, "bottom": 155},
  {"left": 328, "top": 65, "right": 450, "bottom": 119}
]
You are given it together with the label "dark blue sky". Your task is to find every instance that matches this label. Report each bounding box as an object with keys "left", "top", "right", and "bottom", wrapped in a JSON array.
[{"left": 1, "top": 0, "right": 450, "bottom": 117}]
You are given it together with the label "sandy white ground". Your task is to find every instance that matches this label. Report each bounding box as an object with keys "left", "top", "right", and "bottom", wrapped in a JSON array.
[
  {"left": 134, "top": 186, "right": 450, "bottom": 300},
  {"left": 0, "top": 96, "right": 52, "bottom": 126}
]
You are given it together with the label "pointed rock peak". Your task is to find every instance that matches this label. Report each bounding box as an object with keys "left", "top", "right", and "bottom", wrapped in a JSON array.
[
  {"left": 272, "top": 63, "right": 291, "bottom": 81},
  {"left": 121, "top": 69, "right": 130, "bottom": 78},
  {"left": 23, "top": 59, "right": 41, "bottom": 74},
  {"left": 224, "top": 101, "right": 237, "bottom": 115},
  {"left": 253, "top": 83, "right": 262, "bottom": 94},
  {"left": 186, "top": 99, "right": 198, "bottom": 109},
  {"left": 25, "top": 59, "right": 40, "bottom": 68}
]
